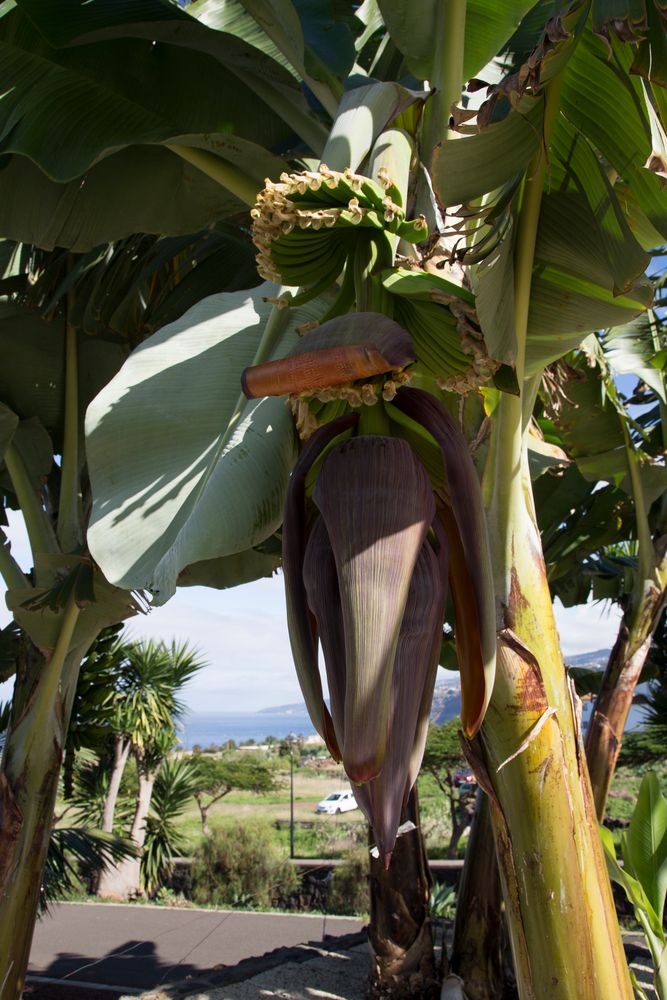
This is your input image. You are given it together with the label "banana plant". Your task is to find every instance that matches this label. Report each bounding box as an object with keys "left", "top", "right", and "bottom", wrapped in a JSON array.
[
  {"left": 0, "top": 279, "right": 142, "bottom": 997},
  {"left": 537, "top": 324, "right": 667, "bottom": 818},
  {"left": 2, "top": 1, "right": 667, "bottom": 998},
  {"left": 600, "top": 773, "right": 667, "bottom": 1000}
]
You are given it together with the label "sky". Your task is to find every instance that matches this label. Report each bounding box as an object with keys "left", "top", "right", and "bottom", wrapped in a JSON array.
[{"left": 0, "top": 508, "right": 623, "bottom": 713}]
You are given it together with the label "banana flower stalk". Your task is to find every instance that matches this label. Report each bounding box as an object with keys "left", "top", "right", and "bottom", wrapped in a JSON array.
[{"left": 242, "top": 318, "right": 495, "bottom": 864}]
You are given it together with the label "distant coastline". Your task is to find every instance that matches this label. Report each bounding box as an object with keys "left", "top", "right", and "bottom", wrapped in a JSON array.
[
  {"left": 179, "top": 648, "right": 638, "bottom": 749},
  {"left": 178, "top": 709, "right": 318, "bottom": 749}
]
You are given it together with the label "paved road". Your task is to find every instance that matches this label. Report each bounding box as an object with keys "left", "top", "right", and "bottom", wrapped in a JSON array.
[{"left": 28, "top": 903, "right": 364, "bottom": 993}]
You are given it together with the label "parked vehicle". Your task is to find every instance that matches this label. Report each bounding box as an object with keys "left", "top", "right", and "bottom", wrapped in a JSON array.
[
  {"left": 452, "top": 769, "right": 477, "bottom": 788},
  {"left": 315, "top": 790, "right": 358, "bottom": 815}
]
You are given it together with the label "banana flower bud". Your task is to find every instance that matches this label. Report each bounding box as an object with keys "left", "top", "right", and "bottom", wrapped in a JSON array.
[{"left": 243, "top": 322, "right": 496, "bottom": 864}]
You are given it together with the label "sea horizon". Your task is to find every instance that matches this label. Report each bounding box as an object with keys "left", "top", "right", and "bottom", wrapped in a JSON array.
[{"left": 178, "top": 709, "right": 318, "bottom": 749}]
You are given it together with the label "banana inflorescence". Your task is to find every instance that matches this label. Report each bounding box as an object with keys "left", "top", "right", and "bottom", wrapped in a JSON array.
[
  {"left": 250, "top": 165, "right": 427, "bottom": 294},
  {"left": 242, "top": 321, "right": 496, "bottom": 863}
]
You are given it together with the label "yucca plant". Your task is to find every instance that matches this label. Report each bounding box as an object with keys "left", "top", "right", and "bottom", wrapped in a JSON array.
[
  {"left": 42, "top": 827, "right": 137, "bottom": 910},
  {"left": 141, "top": 756, "right": 198, "bottom": 897}
]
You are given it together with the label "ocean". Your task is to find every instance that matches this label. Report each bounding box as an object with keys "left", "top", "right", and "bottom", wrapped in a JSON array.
[
  {"left": 178, "top": 699, "right": 647, "bottom": 750},
  {"left": 178, "top": 710, "right": 317, "bottom": 749}
]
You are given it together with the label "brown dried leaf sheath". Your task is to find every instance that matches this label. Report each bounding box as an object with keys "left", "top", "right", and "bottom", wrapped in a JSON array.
[
  {"left": 242, "top": 345, "right": 394, "bottom": 398},
  {"left": 241, "top": 313, "right": 415, "bottom": 398}
]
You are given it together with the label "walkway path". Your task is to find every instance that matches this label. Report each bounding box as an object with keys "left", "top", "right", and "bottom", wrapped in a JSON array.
[{"left": 28, "top": 903, "right": 363, "bottom": 994}]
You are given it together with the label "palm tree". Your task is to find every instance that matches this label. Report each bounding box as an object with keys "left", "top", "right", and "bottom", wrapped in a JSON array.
[{"left": 95, "top": 639, "right": 204, "bottom": 898}]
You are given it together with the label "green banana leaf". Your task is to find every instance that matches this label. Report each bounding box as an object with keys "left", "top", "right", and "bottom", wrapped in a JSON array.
[
  {"left": 85, "top": 285, "right": 333, "bottom": 602},
  {"left": 0, "top": 401, "right": 18, "bottom": 455},
  {"left": 0, "top": 415, "right": 53, "bottom": 495},
  {"left": 187, "top": 0, "right": 297, "bottom": 72},
  {"left": 0, "top": 0, "right": 329, "bottom": 246},
  {"left": 547, "top": 355, "right": 667, "bottom": 506},
  {"left": 603, "top": 312, "right": 667, "bottom": 404},
  {"left": 9, "top": 0, "right": 326, "bottom": 167},
  {"left": 196, "top": 0, "right": 356, "bottom": 110},
  {"left": 431, "top": 8, "right": 663, "bottom": 376},
  {"left": 560, "top": 26, "right": 667, "bottom": 242},
  {"left": 377, "top": 0, "right": 538, "bottom": 84},
  {"left": 600, "top": 822, "right": 665, "bottom": 939},
  {"left": 176, "top": 549, "right": 280, "bottom": 590},
  {"left": 0, "top": 148, "right": 249, "bottom": 254},
  {"left": 0, "top": 303, "right": 127, "bottom": 450},
  {"left": 622, "top": 772, "right": 667, "bottom": 926}
]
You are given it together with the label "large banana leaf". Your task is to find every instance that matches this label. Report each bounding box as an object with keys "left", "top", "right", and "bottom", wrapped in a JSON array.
[
  {"left": 85, "top": 286, "right": 332, "bottom": 602},
  {"left": 377, "top": 0, "right": 538, "bottom": 84},
  {"left": 187, "top": 0, "right": 297, "bottom": 71},
  {"left": 546, "top": 355, "right": 667, "bottom": 507},
  {"left": 176, "top": 548, "right": 280, "bottom": 591},
  {"left": 602, "top": 311, "right": 667, "bottom": 404},
  {"left": 189, "top": 0, "right": 357, "bottom": 110},
  {"left": 431, "top": 6, "right": 662, "bottom": 376},
  {"left": 0, "top": 402, "right": 18, "bottom": 456},
  {"left": 622, "top": 771, "right": 667, "bottom": 926},
  {"left": 9, "top": 0, "right": 327, "bottom": 165},
  {"left": 0, "top": 0, "right": 328, "bottom": 246},
  {"left": 0, "top": 147, "right": 249, "bottom": 253},
  {"left": 560, "top": 26, "right": 667, "bottom": 242},
  {"left": 0, "top": 415, "right": 53, "bottom": 496},
  {"left": 0, "top": 303, "right": 126, "bottom": 449}
]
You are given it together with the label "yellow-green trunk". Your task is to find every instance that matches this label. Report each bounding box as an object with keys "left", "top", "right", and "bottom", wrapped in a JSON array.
[{"left": 479, "top": 401, "right": 633, "bottom": 999}]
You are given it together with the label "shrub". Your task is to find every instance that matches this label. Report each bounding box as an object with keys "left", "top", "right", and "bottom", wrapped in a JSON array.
[
  {"left": 326, "top": 847, "right": 370, "bottom": 916},
  {"left": 191, "top": 819, "right": 299, "bottom": 909}
]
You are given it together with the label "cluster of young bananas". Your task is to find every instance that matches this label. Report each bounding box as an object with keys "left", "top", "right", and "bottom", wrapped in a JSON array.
[
  {"left": 250, "top": 165, "right": 428, "bottom": 293},
  {"left": 383, "top": 269, "right": 500, "bottom": 394}
]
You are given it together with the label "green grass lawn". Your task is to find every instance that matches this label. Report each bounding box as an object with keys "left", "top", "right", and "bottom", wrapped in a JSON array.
[
  {"left": 59, "top": 754, "right": 666, "bottom": 865},
  {"left": 605, "top": 762, "right": 667, "bottom": 828}
]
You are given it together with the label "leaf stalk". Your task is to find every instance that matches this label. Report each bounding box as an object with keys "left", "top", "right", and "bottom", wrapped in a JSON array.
[
  {"left": 0, "top": 528, "right": 29, "bottom": 590},
  {"left": 3, "top": 441, "right": 59, "bottom": 584},
  {"left": 167, "top": 144, "right": 261, "bottom": 207},
  {"left": 57, "top": 312, "right": 83, "bottom": 552},
  {"left": 422, "top": 0, "right": 467, "bottom": 167}
]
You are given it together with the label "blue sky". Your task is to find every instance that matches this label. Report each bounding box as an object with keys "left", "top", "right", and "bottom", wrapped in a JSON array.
[{"left": 0, "top": 509, "right": 622, "bottom": 712}]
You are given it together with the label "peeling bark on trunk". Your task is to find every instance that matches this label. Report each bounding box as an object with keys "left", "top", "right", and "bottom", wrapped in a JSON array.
[
  {"left": 367, "top": 788, "right": 438, "bottom": 999},
  {"left": 452, "top": 791, "right": 509, "bottom": 1000},
  {"left": 585, "top": 579, "right": 666, "bottom": 820},
  {"left": 483, "top": 429, "right": 634, "bottom": 999}
]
